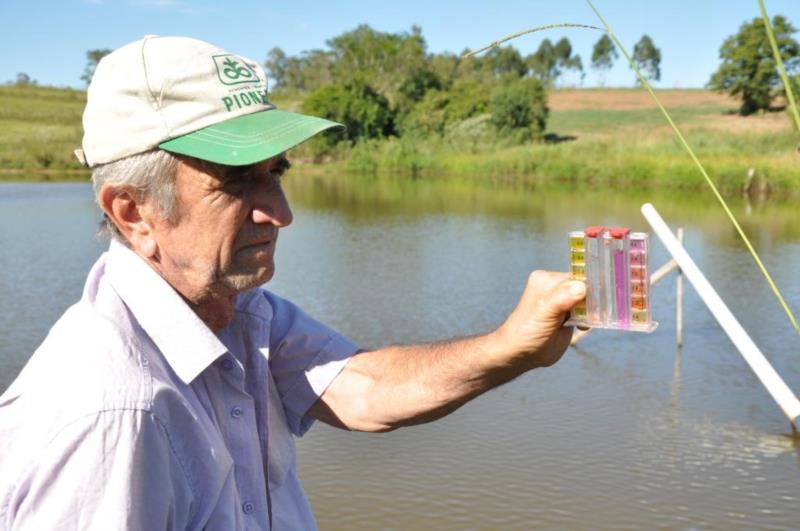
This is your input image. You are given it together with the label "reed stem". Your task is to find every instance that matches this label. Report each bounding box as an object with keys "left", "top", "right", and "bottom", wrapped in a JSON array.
[
  {"left": 585, "top": 0, "right": 799, "bottom": 334},
  {"left": 463, "top": 23, "right": 602, "bottom": 58},
  {"left": 758, "top": 0, "right": 800, "bottom": 132}
]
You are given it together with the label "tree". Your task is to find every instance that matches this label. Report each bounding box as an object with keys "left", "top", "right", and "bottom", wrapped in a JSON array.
[
  {"left": 481, "top": 46, "right": 527, "bottom": 79},
  {"left": 15, "top": 73, "right": 31, "bottom": 86},
  {"left": 591, "top": 34, "right": 617, "bottom": 86},
  {"left": 264, "top": 47, "right": 288, "bottom": 88},
  {"left": 709, "top": 15, "right": 799, "bottom": 115},
  {"left": 302, "top": 79, "right": 394, "bottom": 145},
  {"left": 398, "top": 79, "right": 489, "bottom": 137},
  {"left": 632, "top": 35, "right": 661, "bottom": 83},
  {"left": 81, "top": 49, "right": 111, "bottom": 86},
  {"left": 490, "top": 77, "right": 548, "bottom": 143},
  {"left": 529, "top": 38, "right": 583, "bottom": 86},
  {"left": 326, "top": 24, "right": 428, "bottom": 107},
  {"left": 553, "top": 37, "right": 584, "bottom": 86},
  {"left": 395, "top": 68, "right": 442, "bottom": 117},
  {"left": 527, "top": 39, "right": 556, "bottom": 84}
]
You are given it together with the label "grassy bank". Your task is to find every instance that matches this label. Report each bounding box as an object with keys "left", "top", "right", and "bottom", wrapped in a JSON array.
[
  {"left": 298, "top": 89, "right": 799, "bottom": 197},
  {"left": 2, "top": 85, "right": 798, "bottom": 197},
  {"left": 0, "top": 85, "right": 86, "bottom": 172}
]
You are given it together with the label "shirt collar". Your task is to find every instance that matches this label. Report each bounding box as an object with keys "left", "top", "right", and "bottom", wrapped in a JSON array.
[{"left": 104, "top": 239, "right": 228, "bottom": 384}]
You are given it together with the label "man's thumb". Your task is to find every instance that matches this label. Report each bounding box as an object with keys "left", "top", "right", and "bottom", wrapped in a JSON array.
[{"left": 542, "top": 280, "right": 586, "bottom": 319}]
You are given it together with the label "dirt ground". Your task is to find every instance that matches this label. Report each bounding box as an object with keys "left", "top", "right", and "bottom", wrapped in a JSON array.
[
  {"left": 549, "top": 89, "right": 794, "bottom": 138},
  {"left": 549, "top": 89, "right": 739, "bottom": 111}
]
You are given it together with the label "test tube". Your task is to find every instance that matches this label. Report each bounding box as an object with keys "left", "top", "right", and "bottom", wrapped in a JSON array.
[
  {"left": 601, "top": 230, "right": 615, "bottom": 324},
  {"left": 584, "top": 226, "right": 605, "bottom": 323},
  {"left": 629, "top": 232, "right": 651, "bottom": 326},
  {"left": 609, "top": 228, "right": 631, "bottom": 327},
  {"left": 569, "top": 231, "right": 587, "bottom": 321}
]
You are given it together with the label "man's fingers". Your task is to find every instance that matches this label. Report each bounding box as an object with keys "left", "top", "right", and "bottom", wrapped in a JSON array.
[{"left": 543, "top": 278, "right": 586, "bottom": 317}]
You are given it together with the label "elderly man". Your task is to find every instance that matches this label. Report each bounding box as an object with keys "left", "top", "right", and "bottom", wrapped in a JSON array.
[{"left": 0, "top": 36, "right": 585, "bottom": 530}]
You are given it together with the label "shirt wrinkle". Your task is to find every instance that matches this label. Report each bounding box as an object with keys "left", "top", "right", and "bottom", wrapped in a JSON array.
[
  {"left": 149, "top": 410, "right": 200, "bottom": 518},
  {"left": 105, "top": 239, "right": 228, "bottom": 384},
  {"left": 0, "top": 241, "right": 360, "bottom": 531}
]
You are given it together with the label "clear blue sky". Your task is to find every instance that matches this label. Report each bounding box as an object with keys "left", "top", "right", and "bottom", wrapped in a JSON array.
[{"left": 1, "top": 0, "right": 798, "bottom": 89}]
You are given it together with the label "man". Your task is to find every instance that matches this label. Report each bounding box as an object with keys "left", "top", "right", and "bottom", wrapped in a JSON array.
[{"left": 0, "top": 36, "right": 585, "bottom": 530}]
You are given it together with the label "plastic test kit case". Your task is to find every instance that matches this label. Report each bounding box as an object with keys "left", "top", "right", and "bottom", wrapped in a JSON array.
[{"left": 566, "top": 226, "right": 658, "bottom": 332}]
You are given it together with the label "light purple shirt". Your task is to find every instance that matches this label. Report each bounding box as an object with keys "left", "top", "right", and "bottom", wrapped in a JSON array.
[{"left": 0, "top": 240, "right": 359, "bottom": 530}]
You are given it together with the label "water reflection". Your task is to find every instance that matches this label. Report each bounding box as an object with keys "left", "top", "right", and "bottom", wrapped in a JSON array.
[{"left": 286, "top": 171, "right": 800, "bottom": 245}]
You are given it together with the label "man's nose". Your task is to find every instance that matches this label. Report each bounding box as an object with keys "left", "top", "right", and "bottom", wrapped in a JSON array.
[{"left": 251, "top": 186, "right": 293, "bottom": 227}]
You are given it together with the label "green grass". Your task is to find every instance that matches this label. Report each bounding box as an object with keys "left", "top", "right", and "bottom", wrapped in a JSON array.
[
  {"left": 0, "top": 85, "right": 86, "bottom": 172},
  {"left": 312, "top": 120, "right": 800, "bottom": 198},
  {"left": 0, "top": 85, "right": 304, "bottom": 175},
  {"left": 2, "top": 84, "right": 798, "bottom": 199},
  {"left": 547, "top": 103, "right": 732, "bottom": 134}
]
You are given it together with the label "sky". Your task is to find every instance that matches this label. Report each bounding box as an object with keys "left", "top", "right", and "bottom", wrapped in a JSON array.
[{"left": 1, "top": 0, "right": 798, "bottom": 89}]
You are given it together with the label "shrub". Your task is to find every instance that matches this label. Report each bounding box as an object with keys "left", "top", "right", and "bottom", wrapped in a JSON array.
[
  {"left": 302, "top": 79, "right": 395, "bottom": 146},
  {"left": 398, "top": 80, "right": 490, "bottom": 137},
  {"left": 489, "top": 77, "right": 548, "bottom": 142}
]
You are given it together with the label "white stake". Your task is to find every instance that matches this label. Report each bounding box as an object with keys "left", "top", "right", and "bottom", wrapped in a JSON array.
[{"left": 641, "top": 203, "right": 800, "bottom": 429}]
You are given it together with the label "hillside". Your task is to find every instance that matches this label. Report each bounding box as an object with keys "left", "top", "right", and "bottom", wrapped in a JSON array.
[
  {"left": 1, "top": 85, "right": 797, "bottom": 197},
  {"left": 0, "top": 85, "right": 85, "bottom": 173}
]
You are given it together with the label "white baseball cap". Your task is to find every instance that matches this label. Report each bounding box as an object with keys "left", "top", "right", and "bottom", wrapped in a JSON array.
[{"left": 76, "top": 35, "right": 341, "bottom": 167}]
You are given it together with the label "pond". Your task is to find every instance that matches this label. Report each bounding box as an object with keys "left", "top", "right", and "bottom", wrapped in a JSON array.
[{"left": 1, "top": 175, "right": 798, "bottom": 529}]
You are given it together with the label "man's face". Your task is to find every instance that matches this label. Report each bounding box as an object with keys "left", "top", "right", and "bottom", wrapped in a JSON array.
[{"left": 148, "top": 155, "right": 293, "bottom": 304}]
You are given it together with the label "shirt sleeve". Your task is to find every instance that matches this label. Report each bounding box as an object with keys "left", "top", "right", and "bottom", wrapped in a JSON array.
[
  {"left": 263, "top": 291, "right": 360, "bottom": 436},
  {"left": 3, "top": 409, "right": 195, "bottom": 531}
]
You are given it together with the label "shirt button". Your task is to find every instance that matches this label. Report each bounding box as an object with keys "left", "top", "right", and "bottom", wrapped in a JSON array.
[
  {"left": 242, "top": 501, "right": 255, "bottom": 515},
  {"left": 220, "top": 359, "right": 234, "bottom": 371},
  {"left": 230, "top": 406, "right": 244, "bottom": 419}
]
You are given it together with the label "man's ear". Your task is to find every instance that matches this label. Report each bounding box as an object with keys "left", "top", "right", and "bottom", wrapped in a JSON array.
[{"left": 99, "top": 184, "right": 158, "bottom": 258}]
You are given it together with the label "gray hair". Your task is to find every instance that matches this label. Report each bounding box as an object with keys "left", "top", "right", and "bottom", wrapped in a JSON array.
[{"left": 91, "top": 149, "right": 181, "bottom": 240}]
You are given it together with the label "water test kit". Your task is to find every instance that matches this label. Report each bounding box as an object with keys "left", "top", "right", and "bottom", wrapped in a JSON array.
[{"left": 567, "top": 226, "right": 657, "bottom": 332}]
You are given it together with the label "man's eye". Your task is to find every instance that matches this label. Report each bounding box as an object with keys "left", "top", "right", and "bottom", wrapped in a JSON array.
[
  {"left": 222, "top": 179, "right": 248, "bottom": 196},
  {"left": 223, "top": 172, "right": 282, "bottom": 196}
]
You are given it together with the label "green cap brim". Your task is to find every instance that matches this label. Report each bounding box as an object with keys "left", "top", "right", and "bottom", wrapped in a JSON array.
[{"left": 158, "top": 108, "right": 343, "bottom": 165}]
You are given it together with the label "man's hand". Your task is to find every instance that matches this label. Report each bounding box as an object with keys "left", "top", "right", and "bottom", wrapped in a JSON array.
[
  {"left": 494, "top": 270, "right": 587, "bottom": 369},
  {"left": 311, "top": 270, "right": 587, "bottom": 432}
]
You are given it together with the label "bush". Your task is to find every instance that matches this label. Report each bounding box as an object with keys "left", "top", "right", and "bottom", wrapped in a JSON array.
[
  {"left": 302, "top": 79, "right": 395, "bottom": 147},
  {"left": 398, "top": 89, "right": 449, "bottom": 136},
  {"left": 398, "top": 80, "right": 490, "bottom": 137},
  {"left": 445, "top": 79, "right": 490, "bottom": 123},
  {"left": 489, "top": 77, "right": 548, "bottom": 142}
]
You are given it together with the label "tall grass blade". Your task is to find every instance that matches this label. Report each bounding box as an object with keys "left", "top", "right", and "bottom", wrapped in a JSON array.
[
  {"left": 585, "top": 0, "right": 799, "bottom": 333},
  {"left": 758, "top": 0, "right": 800, "bottom": 132},
  {"left": 463, "top": 23, "right": 602, "bottom": 58}
]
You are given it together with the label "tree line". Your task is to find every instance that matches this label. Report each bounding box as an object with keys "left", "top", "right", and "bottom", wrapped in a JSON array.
[
  {"left": 267, "top": 27, "right": 664, "bottom": 149},
  {"left": 68, "top": 13, "right": 798, "bottom": 151}
]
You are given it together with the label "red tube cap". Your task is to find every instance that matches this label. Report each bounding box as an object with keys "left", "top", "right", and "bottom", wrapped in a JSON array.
[
  {"left": 584, "top": 226, "right": 605, "bottom": 238},
  {"left": 609, "top": 227, "right": 630, "bottom": 239}
]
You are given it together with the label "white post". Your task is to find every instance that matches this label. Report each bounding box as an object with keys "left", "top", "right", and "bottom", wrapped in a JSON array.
[
  {"left": 676, "top": 228, "right": 684, "bottom": 349},
  {"left": 641, "top": 203, "right": 800, "bottom": 429}
]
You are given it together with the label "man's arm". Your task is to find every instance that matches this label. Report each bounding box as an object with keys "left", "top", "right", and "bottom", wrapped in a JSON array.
[{"left": 309, "top": 271, "right": 586, "bottom": 432}]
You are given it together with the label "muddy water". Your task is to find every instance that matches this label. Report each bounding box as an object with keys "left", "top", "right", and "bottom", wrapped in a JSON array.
[{"left": 1, "top": 178, "right": 798, "bottom": 529}]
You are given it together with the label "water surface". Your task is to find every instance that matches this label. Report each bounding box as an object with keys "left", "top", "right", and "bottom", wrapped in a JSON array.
[{"left": 1, "top": 177, "right": 798, "bottom": 529}]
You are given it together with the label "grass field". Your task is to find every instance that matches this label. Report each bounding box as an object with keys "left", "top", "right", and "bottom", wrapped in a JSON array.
[
  {"left": 324, "top": 88, "right": 799, "bottom": 197},
  {"left": 2, "top": 85, "right": 798, "bottom": 196},
  {"left": 0, "top": 85, "right": 86, "bottom": 176}
]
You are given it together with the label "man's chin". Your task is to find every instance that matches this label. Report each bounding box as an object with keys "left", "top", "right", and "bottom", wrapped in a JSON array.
[{"left": 223, "top": 267, "right": 274, "bottom": 293}]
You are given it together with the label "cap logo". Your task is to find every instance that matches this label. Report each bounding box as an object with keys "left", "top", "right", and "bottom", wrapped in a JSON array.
[{"left": 213, "top": 54, "right": 259, "bottom": 85}]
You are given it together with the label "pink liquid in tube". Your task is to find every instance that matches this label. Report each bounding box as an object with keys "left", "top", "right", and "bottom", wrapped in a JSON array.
[
  {"left": 565, "top": 227, "right": 656, "bottom": 333},
  {"left": 610, "top": 228, "right": 631, "bottom": 327}
]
